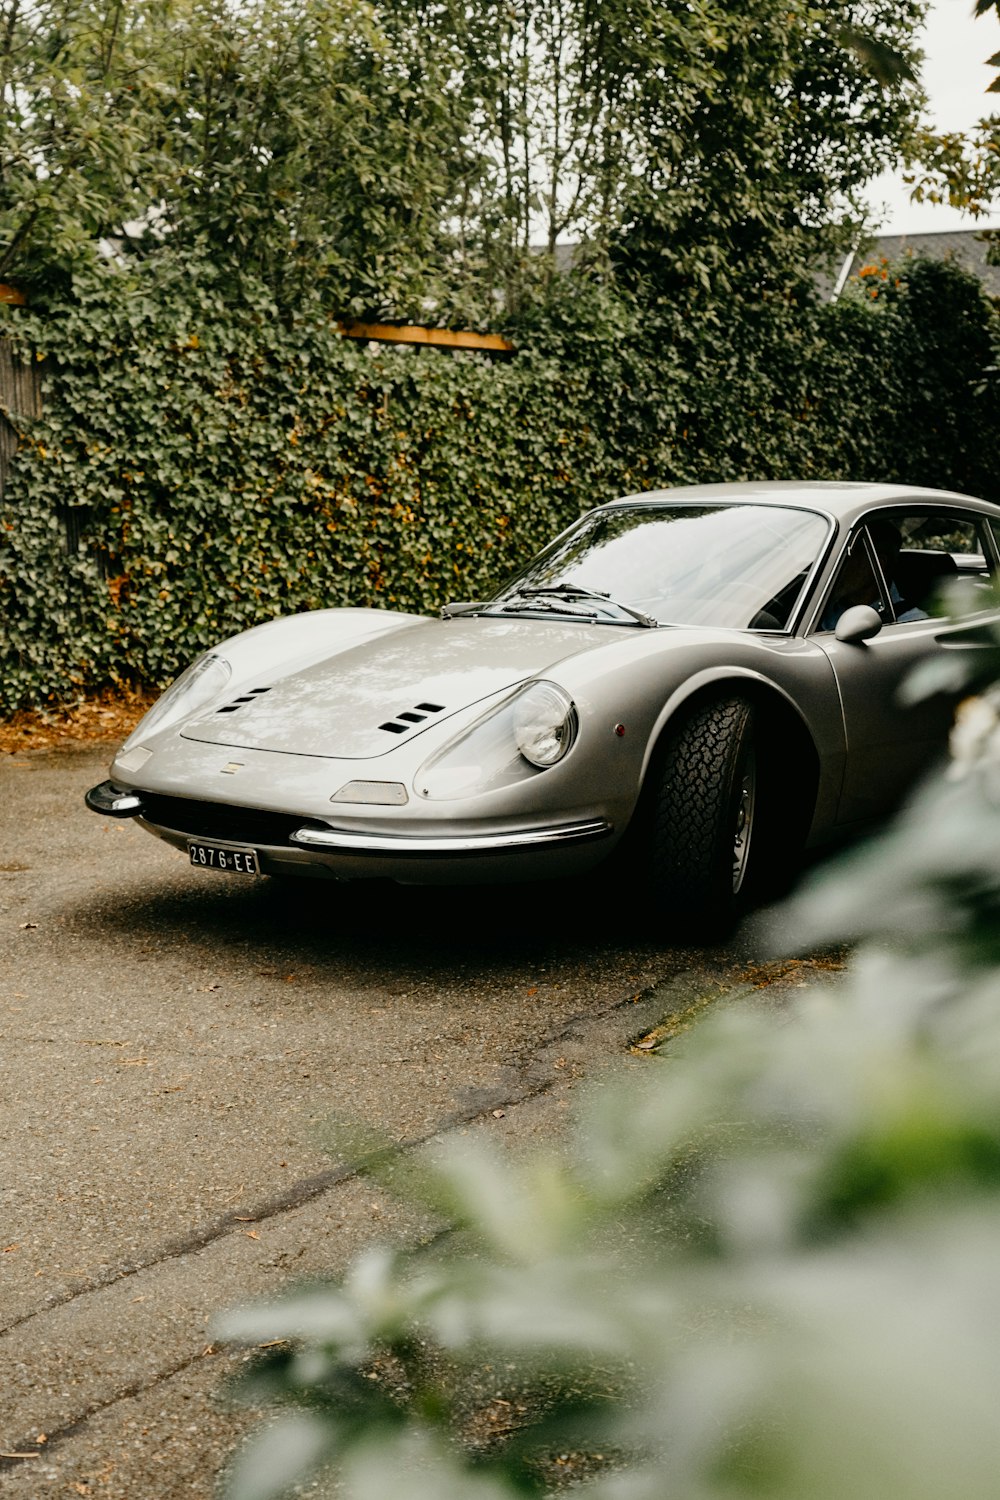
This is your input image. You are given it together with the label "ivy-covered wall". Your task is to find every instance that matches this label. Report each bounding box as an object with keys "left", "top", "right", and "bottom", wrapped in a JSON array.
[{"left": 1, "top": 252, "right": 998, "bottom": 712}]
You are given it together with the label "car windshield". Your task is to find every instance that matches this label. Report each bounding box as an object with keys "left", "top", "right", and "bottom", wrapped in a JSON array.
[{"left": 487, "top": 502, "right": 831, "bottom": 629}]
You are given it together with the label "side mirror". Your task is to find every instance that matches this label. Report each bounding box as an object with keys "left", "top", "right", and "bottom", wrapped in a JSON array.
[{"left": 835, "top": 604, "right": 883, "bottom": 644}]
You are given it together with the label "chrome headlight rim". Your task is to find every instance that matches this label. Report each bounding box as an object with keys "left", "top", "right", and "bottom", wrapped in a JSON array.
[{"left": 512, "top": 681, "right": 578, "bottom": 768}]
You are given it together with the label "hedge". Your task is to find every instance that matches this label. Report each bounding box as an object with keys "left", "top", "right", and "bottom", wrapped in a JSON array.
[{"left": 1, "top": 251, "right": 997, "bottom": 712}]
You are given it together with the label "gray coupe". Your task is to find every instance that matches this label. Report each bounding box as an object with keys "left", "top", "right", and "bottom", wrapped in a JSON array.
[{"left": 86, "top": 481, "right": 1000, "bottom": 928}]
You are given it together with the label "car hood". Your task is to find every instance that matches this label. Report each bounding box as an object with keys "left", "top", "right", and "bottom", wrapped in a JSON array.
[{"left": 180, "top": 615, "right": 610, "bottom": 759}]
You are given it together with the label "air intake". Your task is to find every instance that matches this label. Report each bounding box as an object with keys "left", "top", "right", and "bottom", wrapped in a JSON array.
[
  {"left": 215, "top": 687, "right": 273, "bottom": 715},
  {"left": 378, "top": 701, "right": 445, "bottom": 735}
]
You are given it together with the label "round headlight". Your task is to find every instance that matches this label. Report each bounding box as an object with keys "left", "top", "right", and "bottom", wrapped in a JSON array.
[
  {"left": 512, "top": 682, "right": 577, "bottom": 768},
  {"left": 121, "top": 652, "right": 232, "bottom": 748}
]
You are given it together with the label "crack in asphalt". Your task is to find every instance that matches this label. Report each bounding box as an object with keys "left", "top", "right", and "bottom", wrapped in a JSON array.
[
  {"left": 0, "top": 973, "right": 677, "bottom": 1469},
  {"left": 0, "top": 1346, "right": 229, "bottom": 1477}
]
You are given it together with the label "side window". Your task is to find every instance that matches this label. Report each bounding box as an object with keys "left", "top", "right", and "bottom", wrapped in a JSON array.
[
  {"left": 892, "top": 512, "right": 994, "bottom": 620},
  {"left": 905, "top": 516, "right": 980, "bottom": 555},
  {"left": 818, "top": 510, "right": 998, "bottom": 633},
  {"left": 818, "top": 532, "right": 888, "bottom": 632}
]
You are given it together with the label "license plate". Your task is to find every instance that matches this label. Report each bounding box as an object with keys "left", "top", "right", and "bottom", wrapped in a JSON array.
[{"left": 188, "top": 842, "right": 260, "bottom": 875}]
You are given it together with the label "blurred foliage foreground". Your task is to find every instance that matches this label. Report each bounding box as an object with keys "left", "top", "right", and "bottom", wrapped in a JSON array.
[{"left": 215, "top": 641, "right": 1000, "bottom": 1500}]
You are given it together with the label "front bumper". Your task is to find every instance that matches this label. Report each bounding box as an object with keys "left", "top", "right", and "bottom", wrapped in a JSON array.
[
  {"left": 288, "top": 819, "right": 609, "bottom": 855},
  {"left": 85, "top": 780, "right": 614, "bottom": 884}
]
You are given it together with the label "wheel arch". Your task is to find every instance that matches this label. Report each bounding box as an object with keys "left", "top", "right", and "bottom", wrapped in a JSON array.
[{"left": 638, "top": 667, "right": 821, "bottom": 836}]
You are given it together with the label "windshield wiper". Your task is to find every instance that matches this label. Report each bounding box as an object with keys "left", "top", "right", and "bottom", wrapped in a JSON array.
[
  {"left": 496, "top": 595, "right": 602, "bottom": 622},
  {"left": 514, "top": 585, "right": 657, "bottom": 628}
]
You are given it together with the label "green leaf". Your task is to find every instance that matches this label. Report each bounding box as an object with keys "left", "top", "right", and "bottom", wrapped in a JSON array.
[{"left": 222, "top": 1412, "right": 333, "bottom": 1500}]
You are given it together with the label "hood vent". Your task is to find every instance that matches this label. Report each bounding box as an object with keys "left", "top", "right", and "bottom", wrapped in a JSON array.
[
  {"left": 379, "top": 701, "right": 445, "bottom": 736},
  {"left": 215, "top": 687, "right": 273, "bottom": 715}
]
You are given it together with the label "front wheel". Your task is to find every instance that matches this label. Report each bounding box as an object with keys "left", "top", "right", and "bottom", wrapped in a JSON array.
[{"left": 649, "top": 695, "right": 762, "bottom": 935}]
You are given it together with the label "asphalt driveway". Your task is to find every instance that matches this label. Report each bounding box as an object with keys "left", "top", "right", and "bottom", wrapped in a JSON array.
[{"left": 0, "top": 744, "right": 837, "bottom": 1497}]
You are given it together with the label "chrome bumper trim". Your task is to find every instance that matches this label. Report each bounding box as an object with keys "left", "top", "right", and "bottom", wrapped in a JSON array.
[
  {"left": 85, "top": 780, "right": 146, "bottom": 818},
  {"left": 289, "top": 818, "right": 612, "bottom": 855}
]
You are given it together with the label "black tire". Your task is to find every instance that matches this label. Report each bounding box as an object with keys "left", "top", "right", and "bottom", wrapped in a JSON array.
[{"left": 650, "top": 695, "right": 760, "bottom": 934}]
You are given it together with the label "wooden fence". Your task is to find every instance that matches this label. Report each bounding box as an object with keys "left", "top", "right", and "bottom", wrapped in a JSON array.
[{"left": 0, "top": 286, "right": 41, "bottom": 500}]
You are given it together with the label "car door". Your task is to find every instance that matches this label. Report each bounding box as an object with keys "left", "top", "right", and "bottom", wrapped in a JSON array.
[{"left": 811, "top": 508, "right": 999, "bottom": 826}]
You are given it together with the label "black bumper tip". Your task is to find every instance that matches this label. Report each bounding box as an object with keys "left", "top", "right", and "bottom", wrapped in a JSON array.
[{"left": 85, "top": 781, "right": 145, "bottom": 819}]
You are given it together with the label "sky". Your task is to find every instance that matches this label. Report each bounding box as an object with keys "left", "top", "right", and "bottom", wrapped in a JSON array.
[{"left": 869, "top": 0, "right": 1000, "bottom": 233}]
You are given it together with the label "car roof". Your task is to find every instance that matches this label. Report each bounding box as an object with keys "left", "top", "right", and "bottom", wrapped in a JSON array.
[{"left": 608, "top": 480, "right": 998, "bottom": 524}]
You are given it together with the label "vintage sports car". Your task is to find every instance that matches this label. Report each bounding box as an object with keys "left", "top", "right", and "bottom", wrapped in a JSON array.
[{"left": 86, "top": 481, "right": 1000, "bottom": 929}]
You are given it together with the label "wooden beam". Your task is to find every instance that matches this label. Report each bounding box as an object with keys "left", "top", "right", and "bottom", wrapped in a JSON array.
[
  {"left": 0, "top": 285, "right": 25, "bottom": 305},
  {"left": 338, "top": 320, "right": 513, "bottom": 355}
]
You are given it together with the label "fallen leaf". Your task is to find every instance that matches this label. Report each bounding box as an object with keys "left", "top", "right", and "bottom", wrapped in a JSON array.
[
  {"left": 244, "top": 1230, "right": 259, "bottom": 1240},
  {"left": 2, "top": 1243, "right": 19, "bottom": 1253}
]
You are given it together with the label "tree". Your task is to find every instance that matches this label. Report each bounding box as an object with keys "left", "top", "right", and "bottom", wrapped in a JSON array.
[
  {"left": 903, "top": 0, "right": 1000, "bottom": 240},
  {"left": 419, "top": 0, "right": 928, "bottom": 311},
  {"left": 976, "top": 0, "right": 1000, "bottom": 93},
  {"left": 0, "top": 0, "right": 166, "bottom": 284},
  {"left": 140, "top": 0, "right": 476, "bottom": 315},
  {"left": 0, "top": 0, "right": 475, "bottom": 314},
  {"left": 0, "top": 0, "right": 930, "bottom": 320},
  {"left": 607, "top": 0, "right": 927, "bottom": 301}
]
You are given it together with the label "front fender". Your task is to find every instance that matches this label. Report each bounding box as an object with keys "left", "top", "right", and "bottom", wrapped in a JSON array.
[{"left": 549, "top": 630, "right": 845, "bottom": 842}]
